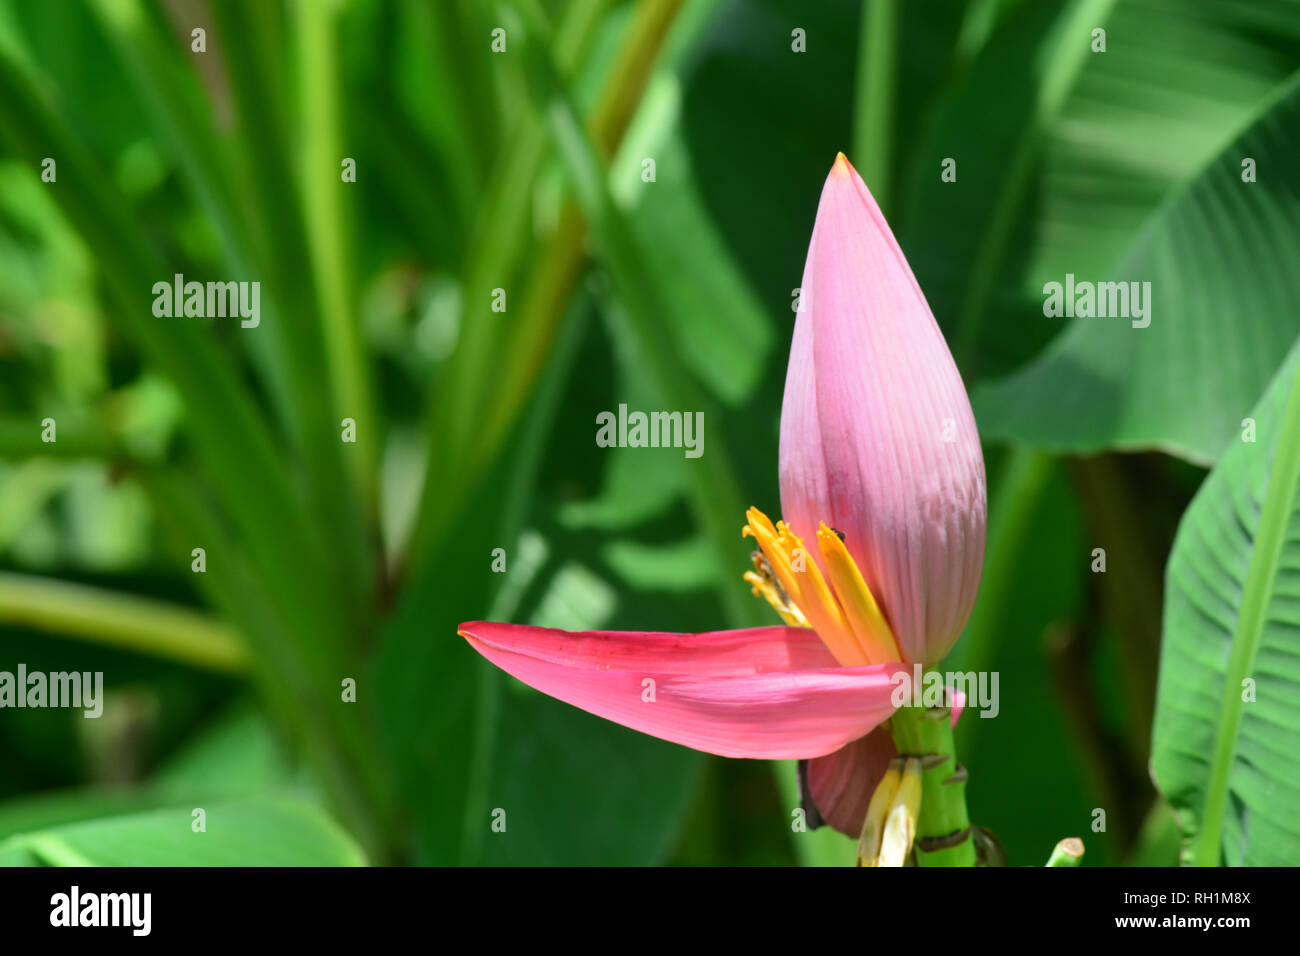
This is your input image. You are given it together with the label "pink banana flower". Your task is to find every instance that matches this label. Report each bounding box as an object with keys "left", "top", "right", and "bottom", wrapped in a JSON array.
[{"left": 460, "top": 153, "right": 986, "bottom": 836}]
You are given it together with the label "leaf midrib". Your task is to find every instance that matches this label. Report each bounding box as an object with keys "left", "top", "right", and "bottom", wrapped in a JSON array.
[{"left": 1190, "top": 356, "right": 1300, "bottom": 865}]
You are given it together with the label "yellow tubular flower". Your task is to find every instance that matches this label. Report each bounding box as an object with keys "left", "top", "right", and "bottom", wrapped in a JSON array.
[
  {"left": 743, "top": 507, "right": 866, "bottom": 666},
  {"left": 875, "top": 757, "right": 923, "bottom": 867},
  {"left": 742, "top": 506, "right": 901, "bottom": 668},
  {"left": 857, "top": 757, "right": 904, "bottom": 866},
  {"left": 816, "top": 524, "right": 902, "bottom": 665}
]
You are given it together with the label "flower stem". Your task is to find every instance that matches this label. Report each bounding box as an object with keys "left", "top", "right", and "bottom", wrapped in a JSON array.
[
  {"left": 889, "top": 697, "right": 977, "bottom": 866},
  {"left": 852, "top": 0, "right": 897, "bottom": 214},
  {"left": 1046, "top": 837, "right": 1085, "bottom": 867},
  {"left": 0, "top": 571, "right": 248, "bottom": 674}
]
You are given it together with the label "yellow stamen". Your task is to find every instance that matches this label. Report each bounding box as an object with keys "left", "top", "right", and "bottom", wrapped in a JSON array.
[
  {"left": 816, "top": 524, "right": 902, "bottom": 664},
  {"left": 743, "top": 507, "right": 866, "bottom": 666},
  {"left": 743, "top": 561, "right": 808, "bottom": 628}
]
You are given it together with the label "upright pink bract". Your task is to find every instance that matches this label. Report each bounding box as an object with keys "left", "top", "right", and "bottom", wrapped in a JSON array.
[{"left": 779, "top": 153, "right": 987, "bottom": 666}]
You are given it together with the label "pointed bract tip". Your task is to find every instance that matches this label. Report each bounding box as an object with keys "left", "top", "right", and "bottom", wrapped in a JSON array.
[{"left": 831, "top": 151, "right": 854, "bottom": 178}]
